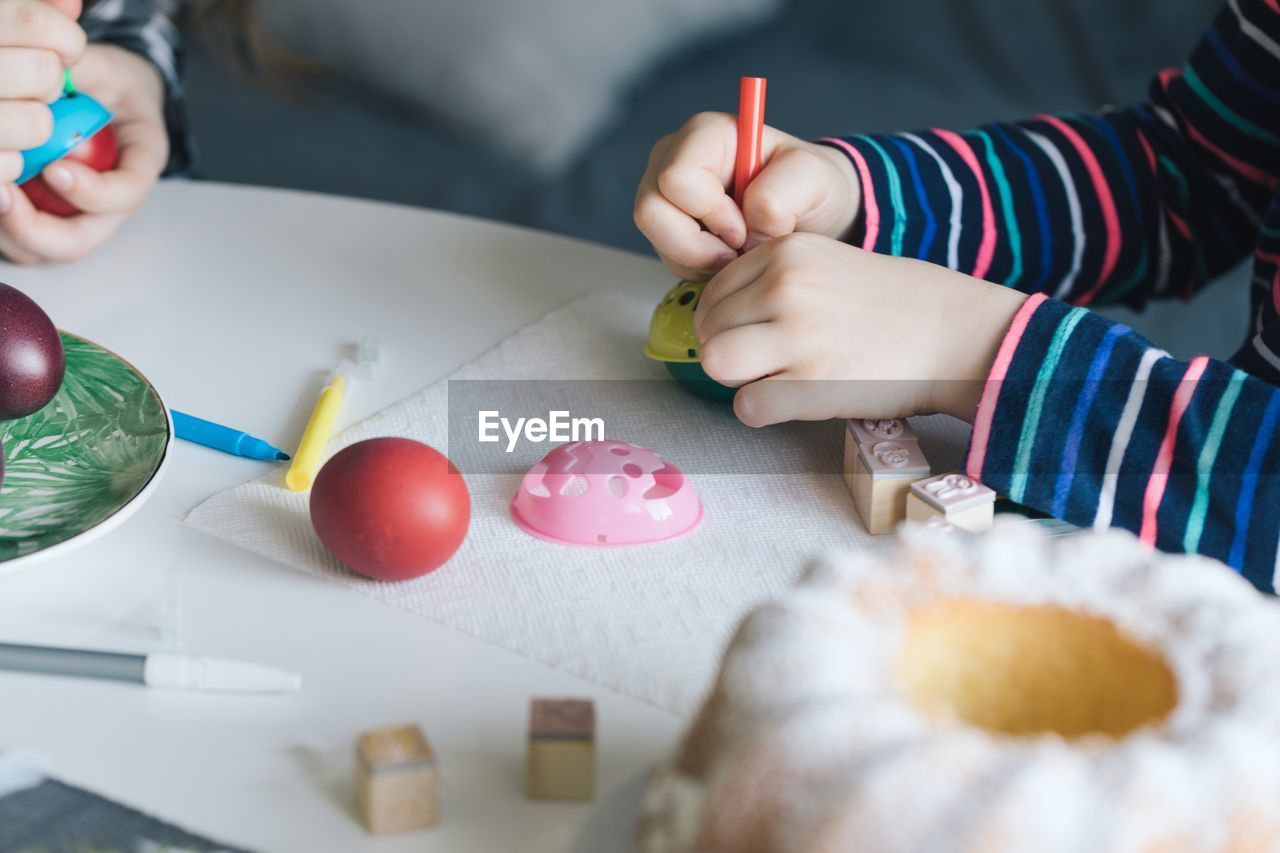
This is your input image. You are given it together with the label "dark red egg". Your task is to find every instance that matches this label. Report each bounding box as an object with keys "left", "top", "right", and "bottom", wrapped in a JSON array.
[
  {"left": 22, "top": 124, "right": 119, "bottom": 218},
  {"left": 310, "top": 438, "right": 471, "bottom": 581},
  {"left": 0, "top": 283, "right": 64, "bottom": 420}
]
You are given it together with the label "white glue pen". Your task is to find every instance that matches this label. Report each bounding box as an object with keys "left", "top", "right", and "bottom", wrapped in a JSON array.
[{"left": 0, "top": 643, "right": 301, "bottom": 694}]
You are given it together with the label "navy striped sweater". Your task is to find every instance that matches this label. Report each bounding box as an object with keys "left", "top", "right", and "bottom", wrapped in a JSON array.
[{"left": 819, "top": 0, "right": 1280, "bottom": 592}]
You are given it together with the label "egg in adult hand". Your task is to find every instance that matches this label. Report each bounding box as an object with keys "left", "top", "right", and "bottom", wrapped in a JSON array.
[
  {"left": 0, "top": 283, "right": 65, "bottom": 420},
  {"left": 310, "top": 438, "right": 471, "bottom": 581},
  {"left": 22, "top": 124, "right": 119, "bottom": 218}
]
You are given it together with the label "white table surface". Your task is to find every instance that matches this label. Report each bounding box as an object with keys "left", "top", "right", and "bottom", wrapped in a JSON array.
[{"left": 0, "top": 182, "right": 683, "bottom": 852}]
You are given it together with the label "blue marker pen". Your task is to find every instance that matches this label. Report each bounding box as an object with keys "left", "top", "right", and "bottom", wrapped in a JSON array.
[{"left": 171, "top": 411, "right": 290, "bottom": 462}]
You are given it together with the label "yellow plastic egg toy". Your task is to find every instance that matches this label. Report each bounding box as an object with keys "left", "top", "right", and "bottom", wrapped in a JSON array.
[{"left": 644, "top": 280, "right": 736, "bottom": 403}]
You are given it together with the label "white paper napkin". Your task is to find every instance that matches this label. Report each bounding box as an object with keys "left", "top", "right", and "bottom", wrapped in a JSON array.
[{"left": 185, "top": 292, "right": 971, "bottom": 714}]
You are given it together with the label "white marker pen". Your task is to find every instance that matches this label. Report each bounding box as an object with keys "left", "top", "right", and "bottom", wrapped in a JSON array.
[{"left": 0, "top": 643, "right": 301, "bottom": 694}]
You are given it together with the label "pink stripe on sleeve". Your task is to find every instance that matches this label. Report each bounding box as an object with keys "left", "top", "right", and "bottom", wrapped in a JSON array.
[
  {"left": 1036, "top": 115, "right": 1122, "bottom": 306},
  {"left": 1186, "top": 120, "right": 1277, "bottom": 187},
  {"left": 934, "top": 129, "right": 997, "bottom": 280},
  {"left": 1135, "top": 125, "right": 1158, "bottom": 173},
  {"left": 819, "top": 137, "right": 879, "bottom": 251},
  {"left": 1165, "top": 208, "right": 1193, "bottom": 241},
  {"left": 1157, "top": 69, "right": 1279, "bottom": 190},
  {"left": 1139, "top": 355, "right": 1210, "bottom": 546},
  {"left": 966, "top": 293, "right": 1049, "bottom": 480}
]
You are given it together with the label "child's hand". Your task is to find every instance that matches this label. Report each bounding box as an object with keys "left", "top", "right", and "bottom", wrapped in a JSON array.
[
  {"left": 0, "top": 0, "right": 86, "bottom": 183},
  {"left": 0, "top": 43, "right": 168, "bottom": 263},
  {"left": 694, "top": 233, "right": 1027, "bottom": 427},
  {"left": 634, "top": 113, "right": 861, "bottom": 281}
]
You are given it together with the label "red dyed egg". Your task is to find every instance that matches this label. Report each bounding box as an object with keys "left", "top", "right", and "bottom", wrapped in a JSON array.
[
  {"left": 22, "top": 124, "right": 119, "bottom": 217},
  {"left": 310, "top": 438, "right": 470, "bottom": 581}
]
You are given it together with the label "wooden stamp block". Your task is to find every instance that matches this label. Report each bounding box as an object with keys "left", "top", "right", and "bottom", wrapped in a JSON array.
[
  {"left": 843, "top": 430, "right": 930, "bottom": 535},
  {"left": 907, "top": 472, "right": 996, "bottom": 533},
  {"left": 923, "top": 516, "right": 961, "bottom": 534},
  {"left": 525, "top": 698, "right": 595, "bottom": 801},
  {"left": 845, "top": 417, "right": 917, "bottom": 446},
  {"left": 355, "top": 724, "right": 438, "bottom": 835}
]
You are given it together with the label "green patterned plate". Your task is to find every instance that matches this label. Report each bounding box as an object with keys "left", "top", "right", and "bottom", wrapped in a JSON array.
[{"left": 0, "top": 333, "right": 171, "bottom": 572}]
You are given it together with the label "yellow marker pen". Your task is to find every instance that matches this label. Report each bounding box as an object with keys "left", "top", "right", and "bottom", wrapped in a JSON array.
[
  {"left": 286, "top": 339, "right": 380, "bottom": 492},
  {"left": 286, "top": 374, "right": 346, "bottom": 492}
]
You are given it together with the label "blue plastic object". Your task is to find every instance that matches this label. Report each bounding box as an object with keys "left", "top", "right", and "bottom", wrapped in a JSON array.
[
  {"left": 171, "top": 410, "right": 291, "bottom": 462},
  {"left": 17, "top": 93, "right": 113, "bottom": 186}
]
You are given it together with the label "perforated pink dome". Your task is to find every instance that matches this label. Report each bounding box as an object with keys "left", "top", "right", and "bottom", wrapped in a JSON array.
[{"left": 511, "top": 440, "right": 703, "bottom": 546}]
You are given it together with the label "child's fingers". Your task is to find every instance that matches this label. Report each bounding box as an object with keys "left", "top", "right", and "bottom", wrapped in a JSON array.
[
  {"left": 658, "top": 254, "right": 721, "bottom": 283},
  {"left": 734, "top": 372, "right": 851, "bottom": 428},
  {"left": 701, "top": 323, "right": 787, "bottom": 388},
  {"left": 0, "top": 239, "right": 42, "bottom": 264},
  {"left": 740, "top": 147, "right": 839, "bottom": 250},
  {"left": 0, "top": 208, "right": 42, "bottom": 263},
  {"left": 0, "top": 99, "right": 52, "bottom": 150},
  {"left": 0, "top": 47, "right": 63, "bottom": 101},
  {"left": 662, "top": 112, "right": 737, "bottom": 183},
  {"left": 0, "top": 152, "right": 21, "bottom": 183},
  {"left": 41, "top": 125, "right": 166, "bottom": 215},
  {"left": 695, "top": 277, "right": 776, "bottom": 344},
  {"left": 695, "top": 245, "right": 773, "bottom": 330},
  {"left": 635, "top": 189, "right": 738, "bottom": 273},
  {"left": 44, "top": 0, "right": 83, "bottom": 21},
  {"left": 655, "top": 114, "right": 744, "bottom": 246},
  {"left": 0, "top": 182, "right": 121, "bottom": 262},
  {"left": 655, "top": 161, "right": 745, "bottom": 249},
  {"left": 642, "top": 113, "right": 743, "bottom": 241},
  {"left": 0, "top": 1, "right": 86, "bottom": 66}
]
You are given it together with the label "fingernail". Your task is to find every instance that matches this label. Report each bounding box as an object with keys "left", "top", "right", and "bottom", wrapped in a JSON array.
[
  {"left": 45, "top": 165, "right": 72, "bottom": 191},
  {"left": 0, "top": 186, "right": 10, "bottom": 215},
  {"left": 721, "top": 226, "right": 747, "bottom": 251},
  {"left": 743, "top": 231, "right": 770, "bottom": 252}
]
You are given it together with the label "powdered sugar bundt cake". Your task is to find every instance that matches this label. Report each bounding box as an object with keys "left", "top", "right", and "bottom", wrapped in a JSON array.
[{"left": 640, "top": 521, "right": 1280, "bottom": 853}]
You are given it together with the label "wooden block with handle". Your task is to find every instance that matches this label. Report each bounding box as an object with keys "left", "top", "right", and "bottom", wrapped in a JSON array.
[
  {"left": 845, "top": 417, "right": 917, "bottom": 446},
  {"left": 843, "top": 421, "right": 930, "bottom": 535},
  {"left": 906, "top": 471, "right": 996, "bottom": 532}
]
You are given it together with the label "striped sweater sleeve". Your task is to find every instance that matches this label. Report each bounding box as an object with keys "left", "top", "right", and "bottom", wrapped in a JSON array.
[
  {"left": 813, "top": 0, "right": 1280, "bottom": 590},
  {"left": 968, "top": 294, "right": 1280, "bottom": 593},
  {"left": 82, "top": 0, "right": 193, "bottom": 177},
  {"left": 818, "top": 0, "right": 1280, "bottom": 308}
]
